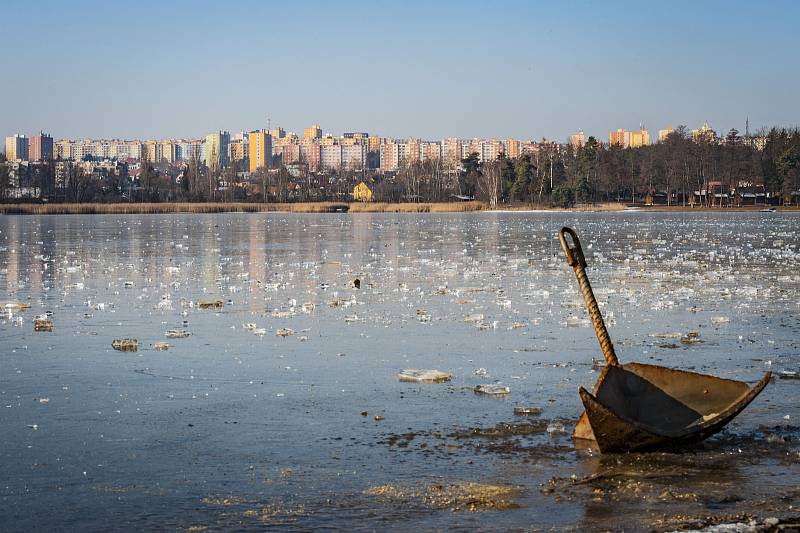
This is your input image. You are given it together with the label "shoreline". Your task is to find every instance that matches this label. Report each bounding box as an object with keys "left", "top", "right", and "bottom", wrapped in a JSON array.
[{"left": 0, "top": 201, "right": 796, "bottom": 215}]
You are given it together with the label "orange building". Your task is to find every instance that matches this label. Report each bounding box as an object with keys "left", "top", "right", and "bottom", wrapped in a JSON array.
[
  {"left": 609, "top": 129, "right": 629, "bottom": 147},
  {"left": 505, "top": 139, "right": 520, "bottom": 159}
]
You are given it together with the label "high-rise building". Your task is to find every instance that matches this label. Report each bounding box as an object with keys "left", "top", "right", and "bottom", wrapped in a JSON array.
[
  {"left": 569, "top": 130, "right": 585, "bottom": 149},
  {"left": 248, "top": 130, "right": 272, "bottom": 173},
  {"left": 691, "top": 122, "right": 716, "bottom": 143},
  {"left": 505, "top": 139, "right": 520, "bottom": 159},
  {"left": 368, "top": 136, "right": 382, "bottom": 153},
  {"left": 29, "top": 132, "right": 53, "bottom": 161},
  {"left": 419, "top": 141, "right": 442, "bottom": 162},
  {"left": 443, "top": 138, "right": 462, "bottom": 166},
  {"left": 303, "top": 124, "right": 322, "bottom": 140},
  {"left": 109, "top": 140, "right": 144, "bottom": 161},
  {"left": 280, "top": 143, "right": 301, "bottom": 165},
  {"left": 229, "top": 137, "right": 248, "bottom": 167},
  {"left": 205, "top": 131, "right": 231, "bottom": 170},
  {"left": 55, "top": 139, "right": 75, "bottom": 160},
  {"left": 658, "top": 128, "right": 674, "bottom": 142},
  {"left": 379, "top": 141, "right": 399, "bottom": 171},
  {"left": 299, "top": 142, "right": 321, "bottom": 171},
  {"left": 481, "top": 139, "right": 504, "bottom": 162},
  {"left": 269, "top": 127, "right": 285, "bottom": 140},
  {"left": 321, "top": 144, "right": 342, "bottom": 170},
  {"left": 462, "top": 139, "right": 482, "bottom": 160},
  {"left": 176, "top": 140, "right": 202, "bottom": 162},
  {"left": 628, "top": 127, "right": 650, "bottom": 148},
  {"left": 341, "top": 144, "right": 367, "bottom": 169},
  {"left": 145, "top": 140, "right": 163, "bottom": 163},
  {"left": 406, "top": 139, "right": 421, "bottom": 164},
  {"left": 5, "top": 134, "right": 29, "bottom": 161},
  {"left": 609, "top": 128, "right": 629, "bottom": 147},
  {"left": 161, "top": 140, "right": 176, "bottom": 163}
]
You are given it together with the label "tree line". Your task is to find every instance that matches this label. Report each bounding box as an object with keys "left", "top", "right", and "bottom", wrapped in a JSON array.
[
  {"left": 462, "top": 127, "right": 800, "bottom": 207},
  {"left": 1, "top": 127, "right": 798, "bottom": 205}
]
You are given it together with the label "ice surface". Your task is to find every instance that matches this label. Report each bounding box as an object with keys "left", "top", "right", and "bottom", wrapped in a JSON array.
[{"left": 1, "top": 211, "right": 798, "bottom": 531}]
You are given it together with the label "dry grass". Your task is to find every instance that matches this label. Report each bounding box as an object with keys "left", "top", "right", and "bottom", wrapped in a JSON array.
[
  {"left": 3, "top": 201, "right": 793, "bottom": 215},
  {"left": 0, "top": 201, "right": 487, "bottom": 215},
  {"left": 0, "top": 202, "right": 350, "bottom": 215},
  {"left": 349, "top": 201, "right": 486, "bottom": 213}
]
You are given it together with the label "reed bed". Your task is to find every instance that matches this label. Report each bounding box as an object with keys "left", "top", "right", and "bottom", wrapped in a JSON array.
[
  {"left": 0, "top": 201, "right": 487, "bottom": 215},
  {"left": 348, "top": 201, "right": 486, "bottom": 213}
]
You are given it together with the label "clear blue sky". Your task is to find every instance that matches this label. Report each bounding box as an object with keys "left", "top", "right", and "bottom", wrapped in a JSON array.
[{"left": 2, "top": 0, "right": 798, "bottom": 142}]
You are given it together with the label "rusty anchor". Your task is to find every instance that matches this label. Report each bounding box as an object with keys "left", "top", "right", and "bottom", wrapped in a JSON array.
[{"left": 559, "top": 227, "right": 771, "bottom": 453}]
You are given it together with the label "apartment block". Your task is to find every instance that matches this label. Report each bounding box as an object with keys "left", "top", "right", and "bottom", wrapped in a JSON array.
[
  {"left": 205, "top": 131, "right": 230, "bottom": 170},
  {"left": 505, "top": 138, "right": 521, "bottom": 159},
  {"left": 248, "top": 130, "right": 272, "bottom": 173},
  {"left": 5, "top": 134, "right": 29, "bottom": 161},
  {"left": 321, "top": 144, "right": 342, "bottom": 169},
  {"left": 609, "top": 128, "right": 629, "bottom": 147},
  {"left": 29, "top": 132, "right": 53, "bottom": 161},
  {"left": 299, "top": 142, "right": 321, "bottom": 171},
  {"left": 629, "top": 128, "right": 650, "bottom": 148},
  {"left": 303, "top": 124, "right": 322, "bottom": 140},
  {"left": 691, "top": 122, "right": 716, "bottom": 143},
  {"left": 341, "top": 143, "right": 367, "bottom": 169},
  {"left": 443, "top": 138, "right": 462, "bottom": 165},
  {"left": 569, "top": 130, "right": 585, "bottom": 149}
]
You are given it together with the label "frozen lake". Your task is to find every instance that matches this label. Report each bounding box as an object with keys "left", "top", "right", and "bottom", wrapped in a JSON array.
[{"left": 1, "top": 211, "right": 799, "bottom": 531}]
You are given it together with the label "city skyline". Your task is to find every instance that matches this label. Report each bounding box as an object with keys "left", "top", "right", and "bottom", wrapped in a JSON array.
[
  {"left": 2, "top": 120, "right": 751, "bottom": 167},
  {"left": 2, "top": 1, "right": 799, "bottom": 142}
]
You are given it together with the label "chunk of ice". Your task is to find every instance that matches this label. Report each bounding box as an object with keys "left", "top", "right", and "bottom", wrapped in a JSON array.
[{"left": 397, "top": 369, "right": 452, "bottom": 383}]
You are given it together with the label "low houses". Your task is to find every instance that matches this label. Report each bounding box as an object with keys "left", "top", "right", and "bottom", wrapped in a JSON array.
[
  {"left": 352, "top": 181, "right": 373, "bottom": 202},
  {"left": 644, "top": 191, "right": 669, "bottom": 205},
  {"left": 734, "top": 186, "right": 768, "bottom": 206}
]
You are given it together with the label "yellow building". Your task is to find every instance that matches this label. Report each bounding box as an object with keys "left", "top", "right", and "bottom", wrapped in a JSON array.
[
  {"left": 658, "top": 128, "right": 674, "bottom": 142},
  {"left": 161, "top": 140, "right": 176, "bottom": 163},
  {"left": 248, "top": 130, "right": 272, "bottom": 173},
  {"left": 368, "top": 136, "right": 382, "bottom": 153},
  {"left": 352, "top": 181, "right": 373, "bottom": 202},
  {"left": 629, "top": 128, "right": 650, "bottom": 148},
  {"left": 303, "top": 124, "right": 322, "bottom": 140},
  {"left": 691, "top": 122, "right": 716, "bottom": 143},
  {"left": 5, "top": 134, "right": 29, "bottom": 161},
  {"left": 145, "top": 140, "right": 163, "bottom": 163},
  {"left": 505, "top": 138, "right": 520, "bottom": 159}
]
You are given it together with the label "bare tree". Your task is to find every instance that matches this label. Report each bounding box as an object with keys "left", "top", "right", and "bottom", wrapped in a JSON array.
[
  {"left": 65, "top": 164, "right": 93, "bottom": 203},
  {"left": 478, "top": 160, "right": 502, "bottom": 207}
]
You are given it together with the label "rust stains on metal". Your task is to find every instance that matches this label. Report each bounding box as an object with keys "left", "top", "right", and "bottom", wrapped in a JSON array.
[{"left": 558, "top": 227, "right": 770, "bottom": 453}]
